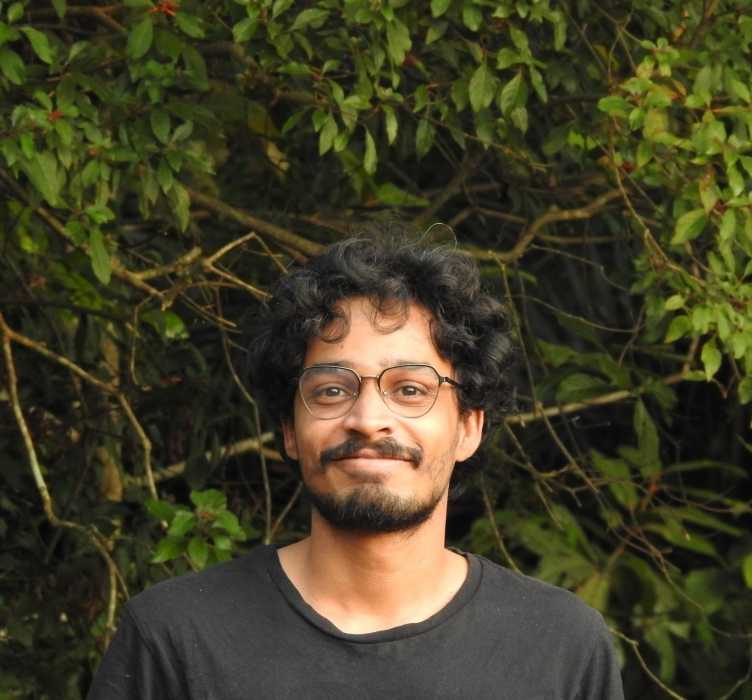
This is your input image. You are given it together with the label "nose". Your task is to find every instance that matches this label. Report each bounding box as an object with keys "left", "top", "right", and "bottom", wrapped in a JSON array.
[{"left": 341, "top": 376, "right": 394, "bottom": 436}]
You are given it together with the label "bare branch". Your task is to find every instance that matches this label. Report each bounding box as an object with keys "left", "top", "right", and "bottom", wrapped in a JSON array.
[
  {"left": 186, "top": 188, "right": 324, "bottom": 257},
  {"left": 124, "top": 435, "right": 281, "bottom": 487}
]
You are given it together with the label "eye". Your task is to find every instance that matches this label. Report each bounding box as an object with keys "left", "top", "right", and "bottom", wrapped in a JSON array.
[
  {"left": 390, "top": 382, "right": 430, "bottom": 402},
  {"left": 309, "top": 383, "right": 353, "bottom": 404}
]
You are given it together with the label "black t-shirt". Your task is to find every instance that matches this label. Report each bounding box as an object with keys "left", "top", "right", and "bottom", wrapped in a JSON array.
[{"left": 87, "top": 545, "right": 624, "bottom": 699}]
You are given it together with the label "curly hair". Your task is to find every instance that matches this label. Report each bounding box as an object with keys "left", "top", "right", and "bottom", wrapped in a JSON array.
[{"left": 247, "top": 234, "right": 515, "bottom": 488}]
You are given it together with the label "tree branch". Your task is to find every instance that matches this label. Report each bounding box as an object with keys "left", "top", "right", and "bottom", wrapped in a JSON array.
[
  {"left": 186, "top": 188, "right": 324, "bottom": 257},
  {"left": 472, "top": 189, "right": 623, "bottom": 263}
]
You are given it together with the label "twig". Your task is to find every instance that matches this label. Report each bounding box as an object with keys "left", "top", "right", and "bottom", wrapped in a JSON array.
[
  {"left": 505, "top": 371, "right": 688, "bottom": 426},
  {"left": 124, "top": 435, "right": 280, "bottom": 486},
  {"left": 1, "top": 313, "right": 158, "bottom": 498},
  {"left": 1, "top": 321, "right": 127, "bottom": 643},
  {"left": 475, "top": 189, "right": 623, "bottom": 263},
  {"left": 186, "top": 188, "right": 324, "bottom": 257},
  {"left": 479, "top": 474, "right": 522, "bottom": 574},
  {"left": 609, "top": 627, "right": 687, "bottom": 700},
  {"left": 269, "top": 481, "right": 304, "bottom": 541},
  {"left": 412, "top": 151, "right": 485, "bottom": 229}
]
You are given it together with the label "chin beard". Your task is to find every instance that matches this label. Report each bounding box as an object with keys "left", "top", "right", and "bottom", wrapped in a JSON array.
[{"left": 304, "top": 482, "right": 444, "bottom": 534}]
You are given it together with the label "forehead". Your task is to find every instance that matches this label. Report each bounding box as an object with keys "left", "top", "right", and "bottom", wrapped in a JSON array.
[{"left": 303, "top": 297, "right": 448, "bottom": 371}]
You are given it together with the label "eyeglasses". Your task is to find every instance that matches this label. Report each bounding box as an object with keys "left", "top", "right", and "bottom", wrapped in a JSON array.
[{"left": 297, "top": 364, "right": 462, "bottom": 420}]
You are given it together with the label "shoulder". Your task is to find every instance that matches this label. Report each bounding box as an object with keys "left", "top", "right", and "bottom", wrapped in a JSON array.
[
  {"left": 470, "top": 553, "right": 607, "bottom": 641},
  {"left": 124, "top": 544, "right": 276, "bottom": 635}
]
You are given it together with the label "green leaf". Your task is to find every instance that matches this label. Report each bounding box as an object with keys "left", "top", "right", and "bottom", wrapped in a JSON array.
[
  {"left": 555, "top": 372, "right": 609, "bottom": 402},
  {"left": 671, "top": 208, "right": 707, "bottom": 245},
  {"left": 233, "top": 17, "right": 257, "bottom": 43},
  {"left": 169, "top": 183, "right": 191, "bottom": 232},
  {"left": 500, "top": 72, "right": 524, "bottom": 116},
  {"left": 175, "top": 12, "right": 205, "bottom": 39},
  {"left": 52, "top": 0, "right": 66, "bottom": 19},
  {"left": 462, "top": 4, "right": 482, "bottom": 31},
  {"left": 374, "top": 183, "right": 429, "bottom": 207},
  {"left": 469, "top": 63, "right": 497, "bottom": 113},
  {"left": 88, "top": 229, "right": 111, "bottom": 284},
  {"left": 529, "top": 66, "right": 547, "bottom": 103},
  {"left": 150, "top": 109, "right": 171, "bottom": 145},
  {"left": 740, "top": 377, "right": 752, "bottom": 405},
  {"left": 145, "top": 498, "right": 176, "bottom": 523},
  {"left": 318, "top": 114, "right": 337, "bottom": 155},
  {"left": 21, "top": 151, "right": 62, "bottom": 206},
  {"left": 701, "top": 339, "right": 722, "bottom": 380},
  {"left": 363, "top": 128, "right": 377, "bottom": 175},
  {"left": 664, "top": 314, "right": 692, "bottom": 343},
  {"left": 7, "top": 2, "right": 23, "bottom": 23},
  {"left": 415, "top": 118, "right": 435, "bottom": 159},
  {"left": 634, "top": 399, "right": 660, "bottom": 475},
  {"left": 597, "top": 95, "right": 631, "bottom": 117},
  {"left": 383, "top": 104, "right": 398, "bottom": 145},
  {"left": 727, "top": 164, "right": 744, "bottom": 197},
  {"left": 168, "top": 510, "right": 197, "bottom": 537},
  {"left": 151, "top": 536, "right": 185, "bottom": 563},
  {"left": 743, "top": 553, "right": 752, "bottom": 588},
  {"left": 719, "top": 209, "right": 736, "bottom": 241},
  {"left": 693, "top": 64, "right": 713, "bottom": 106},
  {"left": 386, "top": 19, "right": 411, "bottom": 65},
  {"left": 127, "top": 15, "right": 153, "bottom": 60},
  {"left": 213, "top": 510, "right": 245, "bottom": 539},
  {"left": 188, "top": 537, "right": 209, "bottom": 569},
  {"left": 21, "top": 27, "right": 53, "bottom": 64},
  {"left": 190, "top": 489, "right": 226, "bottom": 513},
  {"left": 591, "top": 450, "right": 638, "bottom": 510},
  {"left": 664, "top": 294, "right": 685, "bottom": 311},
  {"left": 0, "top": 47, "right": 25, "bottom": 84},
  {"left": 426, "top": 21, "right": 448, "bottom": 45},
  {"left": 431, "top": 0, "right": 451, "bottom": 17},
  {"left": 291, "top": 8, "right": 329, "bottom": 31}
]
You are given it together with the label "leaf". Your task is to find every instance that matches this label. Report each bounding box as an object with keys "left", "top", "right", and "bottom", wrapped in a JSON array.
[
  {"left": 634, "top": 399, "right": 661, "bottom": 475},
  {"left": 671, "top": 208, "right": 707, "bottom": 245},
  {"left": 415, "top": 118, "right": 435, "bottom": 159},
  {"left": 500, "top": 72, "right": 524, "bottom": 116},
  {"left": 719, "top": 209, "right": 736, "bottom": 241},
  {"left": 318, "top": 114, "right": 337, "bottom": 155},
  {"left": 0, "top": 47, "right": 25, "bottom": 84},
  {"left": 462, "top": 4, "right": 483, "bottom": 31},
  {"left": 743, "top": 553, "right": 752, "bottom": 588},
  {"left": 701, "top": 339, "right": 721, "bottom": 380},
  {"left": 52, "top": 0, "right": 66, "bottom": 19},
  {"left": 213, "top": 510, "right": 245, "bottom": 539},
  {"left": 363, "top": 128, "right": 377, "bottom": 175},
  {"left": 187, "top": 537, "right": 209, "bottom": 569},
  {"left": 127, "top": 15, "right": 153, "bottom": 60},
  {"left": 555, "top": 372, "right": 609, "bottom": 403},
  {"left": 591, "top": 450, "right": 638, "bottom": 510},
  {"left": 431, "top": 0, "right": 452, "bottom": 17},
  {"left": 190, "top": 489, "right": 226, "bottom": 513},
  {"left": 145, "top": 498, "right": 176, "bottom": 523},
  {"left": 151, "top": 536, "right": 185, "bottom": 563},
  {"left": 21, "top": 27, "right": 53, "bottom": 64},
  {"left": 89, "top": 229, "right": 111, "bottom": 284},
  {"left": 469, "top": 63, "right": 497, "bottom": 113},
  {"left": 168, "top": 510, "right": 197, "bottom": 537},
  {"left": 232, "top": 17, "right": 257, "bottom": 43},
  {"left": 664, "top": 294, "right": 685, "bottom": 311},
  {"left": 693, "top": 64, "right": 713, "bottom": 106},
  {"left": 383, "top": 104, "right": 398, "bottom": 145},
  {"left": 175, "top": 12, "right": 205, "bottom": 39},
  {"left": 727, "top": 164, "right": 744, "bottom": 197},
  {"left": 664, "top": 314, "right": 692, "bottom": 343},
  {"left": 169, "top": 184, "right": 191, "bottom": 232},
  {"left": 21, "top": 151, "right": 62, "bottom": 206},
  {"left": 576, "top": 571, "right": 610, "bottom": 612},
  {"left": 386, "top": 19, "right": 411, "bottom": 65},
  {"left": 150, "top": 109, "right": 171, "bottom": 145},
  {"left": 374, "top": 183, "right": 428, "bottom": 207},
  {"left": 291, "top": 8, "right": 329, "bottom": 31}
]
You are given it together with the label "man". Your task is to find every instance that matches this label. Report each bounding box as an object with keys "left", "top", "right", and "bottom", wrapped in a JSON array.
[{"left": 88, "top": 236, "right": 624, "bottom": 699}]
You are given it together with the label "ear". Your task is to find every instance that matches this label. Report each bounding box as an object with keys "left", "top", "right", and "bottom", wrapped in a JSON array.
[
  {"left": 281, "top": 419, "right": 299, "bottom": 461},
  {"left": 455, "top": 409, "right": 484, "bottom": 462}
]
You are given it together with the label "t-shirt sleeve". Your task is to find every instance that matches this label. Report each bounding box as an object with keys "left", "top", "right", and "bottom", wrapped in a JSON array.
[
  {"left": 86, "top": 606, "right": 186, "bottom": 700},
  {"left": 575, "top": 615, "right": 625, "bottom": 700}
]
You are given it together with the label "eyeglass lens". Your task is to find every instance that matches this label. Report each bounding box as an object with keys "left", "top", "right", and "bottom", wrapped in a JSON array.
[{"left": 299, "top": 365, "right": 442, "bottom": 419}]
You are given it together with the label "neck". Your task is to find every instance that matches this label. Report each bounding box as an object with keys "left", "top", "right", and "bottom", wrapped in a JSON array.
[{"left": 278, "top": 495, "right": 467, "bottom": 634}]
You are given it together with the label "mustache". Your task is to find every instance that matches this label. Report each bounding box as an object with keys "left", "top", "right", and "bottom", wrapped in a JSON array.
[{"left": 320, "top": 437, "right": 422, "bottom": 466}]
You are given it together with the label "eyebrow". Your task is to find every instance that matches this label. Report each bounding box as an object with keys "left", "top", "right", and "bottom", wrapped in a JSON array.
[{"left": 307, "top": 359, "right": 433, "bottom": 370}]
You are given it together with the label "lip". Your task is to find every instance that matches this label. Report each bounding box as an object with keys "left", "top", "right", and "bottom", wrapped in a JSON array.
[{"left": 330, "top": 455, "right": 413, "bottom": 470}]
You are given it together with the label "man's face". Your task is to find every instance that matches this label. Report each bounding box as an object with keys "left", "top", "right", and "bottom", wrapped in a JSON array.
[{"left": 282, "top": 297, "right": 483, "bottom": 533}]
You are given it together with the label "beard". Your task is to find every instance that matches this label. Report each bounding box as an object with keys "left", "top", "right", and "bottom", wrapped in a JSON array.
[
  {"left": 304, "top": 481, "right": 446, "bottom": 534},
  {"left": 304, "top": 436, "right": 447, "bottom": 533}
]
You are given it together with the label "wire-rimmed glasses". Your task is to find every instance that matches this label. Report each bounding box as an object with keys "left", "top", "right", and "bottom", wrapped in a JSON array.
[{"left": 298, "top": 364, "right": 461, "bottom": 420}]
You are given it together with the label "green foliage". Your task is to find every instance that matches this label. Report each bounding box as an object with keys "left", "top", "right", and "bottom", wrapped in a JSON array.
[{"left": 1, "top": 1, "right": 751, "bottom": 698}]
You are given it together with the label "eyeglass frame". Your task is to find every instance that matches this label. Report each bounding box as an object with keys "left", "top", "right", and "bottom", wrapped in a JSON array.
[{"left": 296, "top": 363, "right": 463, "bottom": 420}]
